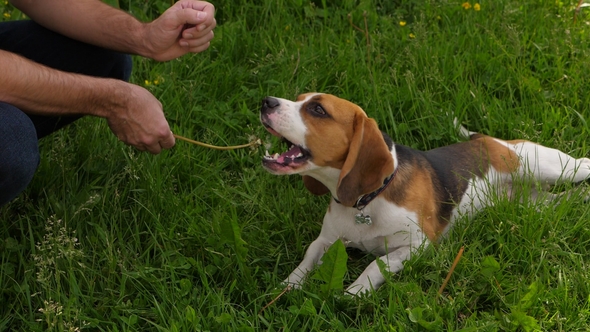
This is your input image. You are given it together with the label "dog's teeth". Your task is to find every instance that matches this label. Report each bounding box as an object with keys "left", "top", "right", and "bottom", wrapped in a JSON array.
[
  {"left": 265, "top": 150, "right": 270, "bottom": 156},
  {"left": 273, "top": 153, "right": 280, "bottom": 159},
  {"left": 296, "top": 153, "right": 303, "bottom": 158}
]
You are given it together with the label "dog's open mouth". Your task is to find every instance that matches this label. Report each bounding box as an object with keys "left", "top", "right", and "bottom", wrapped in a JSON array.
[
  {"left": 263, "top": 140, "right": 311, "bottom": 166},
  {"left": 262, "top": 124, "right": 311, "bottom": 172}
]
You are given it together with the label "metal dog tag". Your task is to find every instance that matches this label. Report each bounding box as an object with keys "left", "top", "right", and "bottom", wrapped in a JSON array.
[{"left": 355, "top": 212, "right": 372, "bottom": 225}]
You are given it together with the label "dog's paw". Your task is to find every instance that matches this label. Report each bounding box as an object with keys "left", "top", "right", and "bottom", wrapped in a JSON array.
[
  {"left": 344, "top": 282, "right": 372, "bottom": 297},
  {"left": 282, "top": 278, "right": 303, "bottom": 290}
]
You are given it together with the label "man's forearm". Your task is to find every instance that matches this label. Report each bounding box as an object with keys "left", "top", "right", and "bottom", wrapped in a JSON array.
[
  {"left": 9, "top": 0, "right": 148, "bottom": 56},
  {"left": 0, "top": 49, "right": 127, "bottom": 118}
]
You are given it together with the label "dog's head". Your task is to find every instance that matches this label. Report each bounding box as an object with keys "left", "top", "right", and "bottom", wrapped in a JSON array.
[{"left": 260, "top": 93, "right": 394, "bottom": 206}]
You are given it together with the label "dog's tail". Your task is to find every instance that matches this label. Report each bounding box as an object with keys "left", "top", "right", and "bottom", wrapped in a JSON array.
[{"left": 453, "top": 118, "right": 478, "bottom": 140}]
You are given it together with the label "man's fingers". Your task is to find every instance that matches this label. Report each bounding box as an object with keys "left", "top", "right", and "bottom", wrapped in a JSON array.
[
  {"left": 179, "top": 30, "right": 214, "bottom": 51},
  {"left": 145, "top": 144, "right": 162, "bottom": 154},
  {"left": 126, "top": 131, "right": 173, "bottom": 154},
  {"left": 159, "top": 133, "right": 176, "bottom": 150},
  {"left": 172, "top": 7, "right": 211, "bottom": 27},
  {"left": 135, "top": 144, "right": 148, "bottom": 152},
  {"left": 188, "top": 42, "right": 211, "bottom": 54},
  {"left": 178, "top": 1, "right": 215, "bottom": 17},
  {"left": 181, "top": 20, "right": 215, "bottom": 39}
]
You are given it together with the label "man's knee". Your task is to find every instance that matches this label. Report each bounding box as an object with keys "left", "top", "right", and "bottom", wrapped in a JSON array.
[{"left": 0, "top": 103, "right": 40, "bottom": 206}]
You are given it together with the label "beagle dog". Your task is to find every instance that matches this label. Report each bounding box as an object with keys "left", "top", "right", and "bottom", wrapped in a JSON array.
[{"left": 260, "top": 93, "right": 590, "bottom": 295}]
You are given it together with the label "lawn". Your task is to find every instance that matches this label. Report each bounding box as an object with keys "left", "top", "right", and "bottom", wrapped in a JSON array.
[{"left": 2, "top": 0, "right": 590, "bottom": 330}]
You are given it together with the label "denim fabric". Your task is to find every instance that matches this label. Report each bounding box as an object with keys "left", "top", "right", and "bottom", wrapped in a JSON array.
[
  {"left": 0, "top": 20, "right": 133, "bottom": 206},
  {"left": 0, "top": 102, "right": 39, "bottom": 206}
]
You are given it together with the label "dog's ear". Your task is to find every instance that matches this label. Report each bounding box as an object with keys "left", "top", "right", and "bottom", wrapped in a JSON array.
[
  {"left": 336, "top": 114, "right": 394, "bottom": 207},
  {"left": 302, "top": 175, "right": 330, "bottom": 196}
]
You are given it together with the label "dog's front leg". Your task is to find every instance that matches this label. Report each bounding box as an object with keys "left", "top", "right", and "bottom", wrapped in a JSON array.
[
  {"left": 345, "top": 246, "right": 413, "bottom": 296},
  {"left": 284, "top": 236, "right": 333, "bottom": 288}
]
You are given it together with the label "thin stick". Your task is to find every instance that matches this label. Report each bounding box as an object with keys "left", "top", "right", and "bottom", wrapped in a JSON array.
[
  {"left": 173, "top": 134, "right": 261, "bottom": 151},
  {"left": 348, "top": 13, "right": 365, "bottom": 33},
  {"left": 437, "top": 246, "right": 465, "bottom": 296},
  {"left": 292, "top": 48, "right": 301, "bottom": 78},
  {"left": 363, "top": 11, "right": 373, "bottom": 70},
  {"left": 574, "top": 0, "right": 585, "bottom": 24},
  {"left": 259, "top": 285, "right": 292, "bottom": 315}
]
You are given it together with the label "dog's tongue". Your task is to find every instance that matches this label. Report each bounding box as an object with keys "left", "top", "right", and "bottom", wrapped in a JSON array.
[{"left": 277, "top": 145, "right": 303, "bottom": 164}]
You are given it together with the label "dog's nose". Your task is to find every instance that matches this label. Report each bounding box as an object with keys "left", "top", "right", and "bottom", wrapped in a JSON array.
[{"left": 261, "top": 97, "right": 280, "bottom": 112}]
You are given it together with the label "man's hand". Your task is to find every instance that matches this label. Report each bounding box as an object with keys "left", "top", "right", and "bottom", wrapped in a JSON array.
[
  {"left": 106, "top": 83, "right": 176, "bottom": 154},
  {"left": 10, "top": 0, "right": 216, "bottom": 61},
  {"left": 0, "top": 50, "right": 176, "bottom": 154},
  {"left": 143, "top": 0, "right": 216, "bottom": 61}
]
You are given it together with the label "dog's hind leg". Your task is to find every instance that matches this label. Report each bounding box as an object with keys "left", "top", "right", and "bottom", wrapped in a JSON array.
[
  {"left": 512, "top": 141, "right": 590, "bottom": 185},
  {"left": 530, "top": 186, "right": 590, "bottom": 204}
]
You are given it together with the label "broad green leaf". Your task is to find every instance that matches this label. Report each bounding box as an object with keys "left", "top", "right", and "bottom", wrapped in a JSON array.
[
  {"left": 480, "top": 256, "right": 500, "bottom": 278},
  {"left": 312, "top": 239, "right": 347, "bottom": 294},
  {"left": 220, "top": 214, "right": 248, "bottom": 261},
  {"left": 288, "top": 298, "right": 317, "bottom": 316},
  {"left": 215, "top": 313, "right": 232, "bottom": 324},
  {"left": 407, "top": 307, "right": 443, "bottom": 331},
  {"left": 518, "top": 281, "right": 539, "bottom": 310},
  {"left": 299, "top": 298, "right": 317, "bottom": 316},
  {"left": 509, "top": 310, "right": 541, "bottom": 332},
  {"left": 185, "top": 305, "right": 197, "bottom": 323}
]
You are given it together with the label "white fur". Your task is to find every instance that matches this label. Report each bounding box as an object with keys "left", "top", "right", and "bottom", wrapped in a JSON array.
[
  {"left": 285, "top": 192, "right": 427, "bottom": 294},
  {"left": 264, "top": 94, "right": 318, "bottom": 150}
]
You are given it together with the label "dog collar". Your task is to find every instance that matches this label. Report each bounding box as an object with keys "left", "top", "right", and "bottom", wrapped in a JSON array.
[{"left": 333, "top": 167, "right": 398, "bottom": 210}]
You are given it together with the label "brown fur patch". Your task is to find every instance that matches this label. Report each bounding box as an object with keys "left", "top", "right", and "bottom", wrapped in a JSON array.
[
  {"left": 297, "top": 93, "right": 394, "bottom": 206},
  {"left": 471, "top": 135, "right": 520, "bottom": 173},
  {"left": 336, "top": 114, "right": 394, "bottom": 206},
  {"left": 402, "top": 169, "right": 440, "bottom": 241},
  {"left": 300, "top": 94, "right": 365, "bottom": 169},
  {"left": 382, "top": 135, "right": 520, "bottom": 242},
  {"left": 302, "top": 175, "right": 330, "bottom": 195},
  {"left": 383, "top": 161, "right": 442, "bottom": 242}
]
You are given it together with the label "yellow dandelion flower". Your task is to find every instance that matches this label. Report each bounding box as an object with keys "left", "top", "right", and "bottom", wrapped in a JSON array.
[
  {"left": 409, "top": 33, "right": 416, "bottom": 39},
  {"left": 144, "top": 80, "right": 151, "bottom": 86},
  {"left": 474, "top": 3, "right": 481, "bottom": 11},
  {"left": 3, "top": 12, "right": 10, "bottom": 18},
  {"left": 285, "top": 25, "right": 290, "bottom": 31},
  {"left": 3, "top": 1, "right": 7, "bottom": 5},
  {"left": 153, "top": 76, "right": 164, "bottom": 85},
  {"left": 462, "top": 2, "right": 471, "bottom": 9},
  {"left": 399, "top": 21, "right": 407, "bottom": 27}
]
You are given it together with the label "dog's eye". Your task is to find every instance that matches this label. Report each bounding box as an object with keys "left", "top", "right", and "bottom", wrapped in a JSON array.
[
  {"left": 305, "top": 102, "right": 329, "bottom": 118},
  {"left": 313, "top": 104, "right": 326, "bottom": 116}
]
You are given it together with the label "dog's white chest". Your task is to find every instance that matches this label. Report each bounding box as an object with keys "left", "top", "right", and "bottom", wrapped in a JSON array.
[{"left": 321, "top": 198, "right": 427, "bottom": 255}]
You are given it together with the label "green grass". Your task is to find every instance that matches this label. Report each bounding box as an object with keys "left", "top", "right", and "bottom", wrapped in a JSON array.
[{"left": 2, "top": 0, "right": 590, "bottom": 330}]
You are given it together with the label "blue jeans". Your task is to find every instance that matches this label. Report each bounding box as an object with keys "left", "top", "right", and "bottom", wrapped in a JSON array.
[{"left": 0, "top": 20, "right": 133, "bottom": 206}]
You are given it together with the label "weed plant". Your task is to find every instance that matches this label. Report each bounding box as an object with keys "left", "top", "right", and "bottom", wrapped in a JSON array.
[{"left": 1, "top": 0, "right": 590, "bottom": 331}]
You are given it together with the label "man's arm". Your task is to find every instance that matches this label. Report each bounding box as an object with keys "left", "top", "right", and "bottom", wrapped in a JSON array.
[
  {"left": 9, "top": 0, "right": 216, "bottom": 61},
  {"left": 0, "top": 49, "right": 174, "bottom": 154}
]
